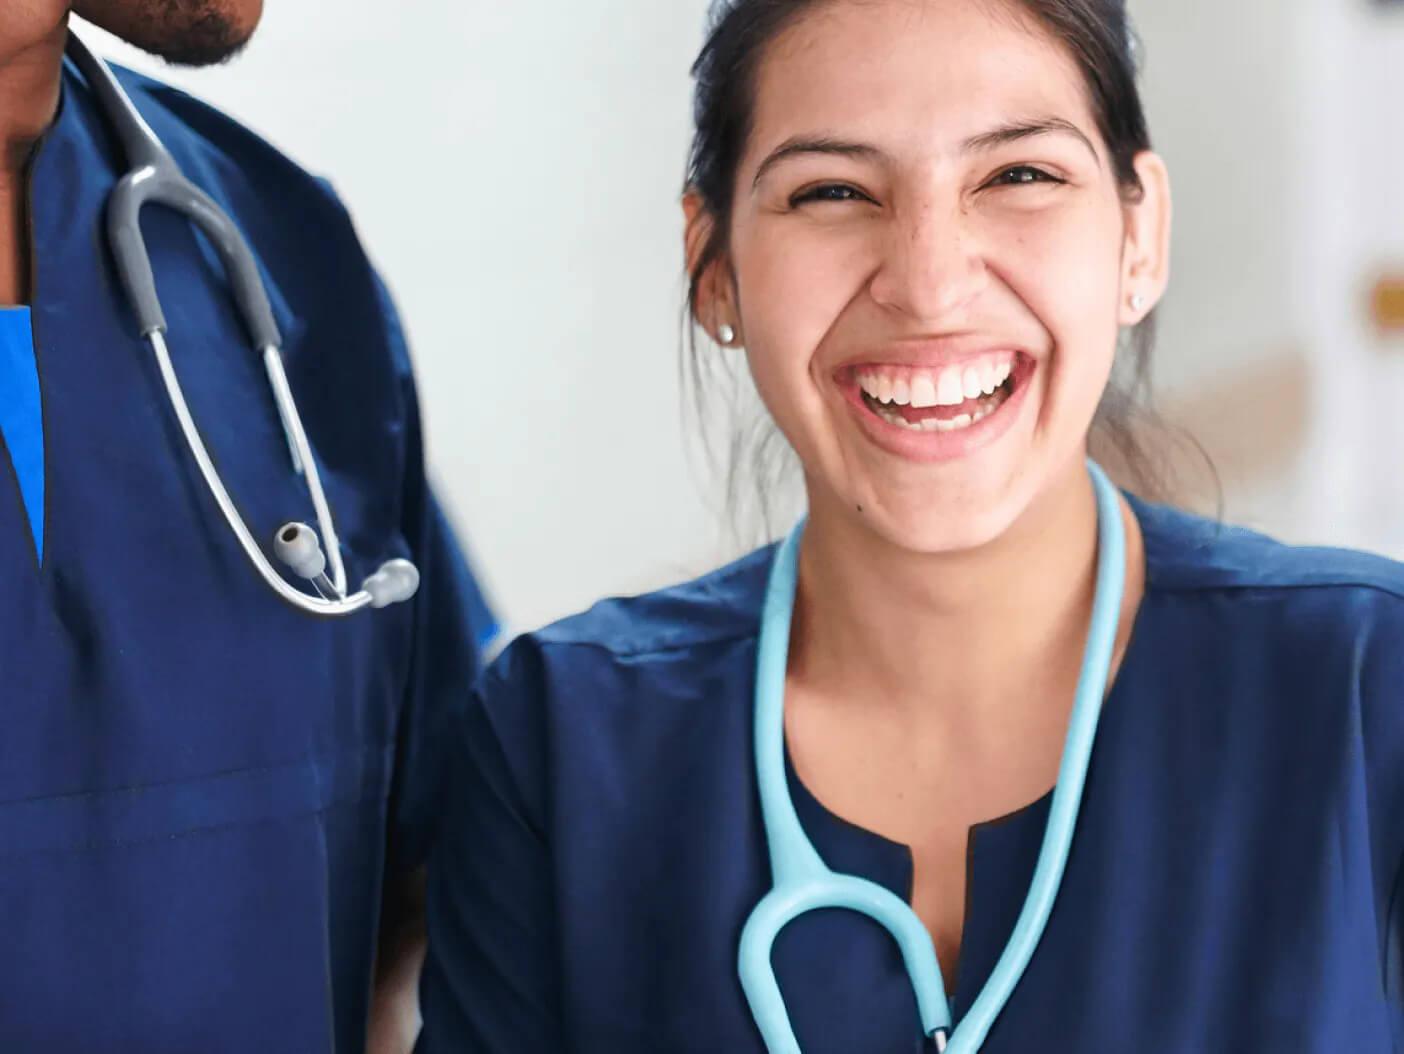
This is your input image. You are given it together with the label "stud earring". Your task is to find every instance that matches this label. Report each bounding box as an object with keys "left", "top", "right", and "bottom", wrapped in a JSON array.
[
  {"left": 1130, "top": 293, "right": 1146, "bottom": 312},
  {"left": 718, "top": 323, "right": 736, "bottom": 346}
]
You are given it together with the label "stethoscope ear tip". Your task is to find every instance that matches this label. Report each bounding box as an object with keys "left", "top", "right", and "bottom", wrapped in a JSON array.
[
  {"left": 274, "top": 522, "right": 419, "bottom": 609},
  {"left": 274, "top": 521, "right": 327, "bottom": 579},
  {"left": 363, "top": 558, "right": 420, "bottom": 608}
]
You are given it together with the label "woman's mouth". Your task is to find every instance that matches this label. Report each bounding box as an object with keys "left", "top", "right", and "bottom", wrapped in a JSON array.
[{"left": 838, "top": 351, "right": 1034, "bottom": 460}]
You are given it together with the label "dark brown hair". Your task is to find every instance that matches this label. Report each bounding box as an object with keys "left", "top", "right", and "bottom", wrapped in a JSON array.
[{"left": 683, "top": 0, "right": 1189, "bottom": 535}]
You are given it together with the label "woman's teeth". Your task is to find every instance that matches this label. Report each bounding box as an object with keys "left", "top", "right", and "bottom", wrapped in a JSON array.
[
  {"left": 868, "top": 398, "right": 1002, "bottom": 432},
  {"left": 857, "top": 357, "right": 1013, "bottom": 408},
  {"left": 855, "top": 355, "right": 1016, "bottom": 434}
]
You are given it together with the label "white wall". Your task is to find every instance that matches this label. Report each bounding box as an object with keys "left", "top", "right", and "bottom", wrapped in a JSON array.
[
  {"left": 84, "top": 0, "right": 1404, "bottom": 634},
  {"left": 1123, "top": 0, "right": 1316, "bottom": 536},
  {"left": 1293, "top": 0, "right": 1404, "bottom": 556},
  {"left": 1129, "top": 0, "right": 1303, "bottom": 392}
]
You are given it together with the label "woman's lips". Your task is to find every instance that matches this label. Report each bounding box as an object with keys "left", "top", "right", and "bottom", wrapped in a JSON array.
[{"left": 835, "top": 352, "right": 1037, "bottom": 462}]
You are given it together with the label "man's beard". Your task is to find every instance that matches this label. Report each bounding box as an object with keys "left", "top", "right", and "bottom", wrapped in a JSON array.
[{"left": 72, "top": 0, "right": 258, "bottom": 67}]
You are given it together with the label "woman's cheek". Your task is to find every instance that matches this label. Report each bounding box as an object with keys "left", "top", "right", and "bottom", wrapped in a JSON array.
[
  {"left": 1008, "top": 224, "right": 1124, "bottom": 365},
  {"left": 740, "top": 235, "right": 853, "bottom": 387}
]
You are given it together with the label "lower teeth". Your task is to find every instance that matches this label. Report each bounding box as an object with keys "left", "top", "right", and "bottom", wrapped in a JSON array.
[{"left": 867, "top": 388, "right": 1009, "bottom": 433}]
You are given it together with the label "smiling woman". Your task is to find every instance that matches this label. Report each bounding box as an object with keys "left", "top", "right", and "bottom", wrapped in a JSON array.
[
  {"left": 685, "top": 0, "right": 1169, "bottom": 555},
  {"left": 685, "top": 0, "right": 1171, "bottom": 540},
  {"left": 417, "top": 2, "right": 1404, "bottom": 1051}
]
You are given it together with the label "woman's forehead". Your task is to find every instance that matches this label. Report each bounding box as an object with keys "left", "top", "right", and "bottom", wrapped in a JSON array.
[{"left": 747, "top": 0, "right": 1095, "bottom": 164}]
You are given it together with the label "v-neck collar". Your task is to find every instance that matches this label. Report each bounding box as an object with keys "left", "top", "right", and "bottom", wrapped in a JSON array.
[{"left": 782, "top": 739, "right": 1055, "bottom": 1024}]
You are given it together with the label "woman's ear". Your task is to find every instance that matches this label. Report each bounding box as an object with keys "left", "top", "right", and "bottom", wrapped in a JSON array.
[
  {"left": 1119, "top": 151, "right": 1172, "bottom": 325},
  {"left": 683, "top": 190, "right": 740, "bottom": 345}
]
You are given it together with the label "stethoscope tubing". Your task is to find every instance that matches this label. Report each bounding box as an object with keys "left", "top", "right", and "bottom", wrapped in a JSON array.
[
  {"left": 149, "top": 330, "right": 373, "bottom": 614},
  {"left": 65, "top": 31, "right": 417, "bottom": 617},
  {"left": 742, "top": 462, "right": 1126, "bottom": 1052}
]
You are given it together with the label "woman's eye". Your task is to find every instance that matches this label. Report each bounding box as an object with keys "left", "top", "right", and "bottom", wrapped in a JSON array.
[
  {"left": 988, "top": 166, "right": 1064, "bottom": 188},
  {"left": 790, "top": 184, "right": 871, "bottom": 207}
]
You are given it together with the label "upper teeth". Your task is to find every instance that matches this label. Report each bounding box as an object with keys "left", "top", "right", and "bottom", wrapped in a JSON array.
[{"left": 856, "top": 355, "right": 1014, "bottom": 407}]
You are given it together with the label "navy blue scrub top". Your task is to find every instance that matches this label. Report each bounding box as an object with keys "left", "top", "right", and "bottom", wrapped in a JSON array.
[
  {"left": 418, "top": 496, "right": 1404, "bottom": 1053},
  {"left": 0, "top": 57, "right": 495, "bottom": 1051}
]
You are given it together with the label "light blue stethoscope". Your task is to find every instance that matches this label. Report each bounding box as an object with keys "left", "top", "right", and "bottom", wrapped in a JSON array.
[{"left": 740, "top": 461, "right": 1126, "bottom": 1052}]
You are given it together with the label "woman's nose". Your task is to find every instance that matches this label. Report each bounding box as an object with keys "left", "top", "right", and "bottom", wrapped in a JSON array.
[{"left": 867, "top": 203, "right": 989, "bottom": 324}]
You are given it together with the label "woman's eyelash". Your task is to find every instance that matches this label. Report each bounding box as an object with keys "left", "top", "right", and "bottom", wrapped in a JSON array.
[
  {"left": 788, "top": 167, "right": 1063, "bottom": 208},
  {"left": 989, "top": 165, "right": 1065, "bottom": 187},
  {"left": 789, "top": 184, "right": 872, "bottom": 207}
]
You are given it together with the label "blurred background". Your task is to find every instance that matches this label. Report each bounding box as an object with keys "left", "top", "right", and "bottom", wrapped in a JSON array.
[{"left": 81, "top": 0, "right": 1404, "bottom": 637}]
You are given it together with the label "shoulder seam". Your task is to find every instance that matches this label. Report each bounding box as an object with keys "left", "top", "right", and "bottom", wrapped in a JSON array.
[
  {"left": 533, "top": 625, "right": 758, "bottom": 662},
  {"left": 1150, "top": 576, "right": 1404, "bottom": 604}
]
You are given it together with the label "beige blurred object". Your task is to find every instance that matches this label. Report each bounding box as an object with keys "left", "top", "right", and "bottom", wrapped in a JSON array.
[
  {"left": 1370, "top": 272, "right": 1404, "bottom": 335},
  {"left": 365, "top": 936, "right": 425, "bottom": 1054},
  {"left": 1097, "top": 348, "right": 1311, "bottom": 514}
]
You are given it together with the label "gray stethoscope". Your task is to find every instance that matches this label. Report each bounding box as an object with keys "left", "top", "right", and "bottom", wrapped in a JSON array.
[
  {"left": 66, "top": 33, "right": 419, "bottom": 616},
  {"left": 740, "top": 461, "right": 1126, "bottom": 1052}
]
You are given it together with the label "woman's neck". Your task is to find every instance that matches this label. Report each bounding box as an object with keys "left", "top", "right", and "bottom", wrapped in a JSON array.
[{"left": 790, "top": 458, "right": 1144, "bottom": 741}]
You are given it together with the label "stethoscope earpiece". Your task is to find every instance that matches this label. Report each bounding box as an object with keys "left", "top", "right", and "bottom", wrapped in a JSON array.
[
  {"left": 273, "top": 523, "right": 419, "bottom": 609},
  {"left": 363, "top": 559, "right": 421, "bottom": 608},
  {"left": 274, "top": 522, "right": 326, "bottom": 579},
  {"left": 274, "top": 521, "right": 339, "bottom": 601}
]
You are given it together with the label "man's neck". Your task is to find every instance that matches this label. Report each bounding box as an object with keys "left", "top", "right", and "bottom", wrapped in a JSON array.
[{"left": 0, "top": 10, "right": 69, "bottom": 305}]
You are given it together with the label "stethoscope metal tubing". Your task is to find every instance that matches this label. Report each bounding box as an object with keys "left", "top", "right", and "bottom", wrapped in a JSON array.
[
  {"left": 65, "top": 29, "right": 418, "bottom": 617},
  {"left": 260, "top": 342, "right": 348, "bottom": 596},
  {"left": 148, "top": 330, "right": 375, "bottom": 615}
]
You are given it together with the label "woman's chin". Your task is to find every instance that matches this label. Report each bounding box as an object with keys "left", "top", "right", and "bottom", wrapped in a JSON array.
[{"left": 848, "top": 492, "right": 1027, "bottom": 557}]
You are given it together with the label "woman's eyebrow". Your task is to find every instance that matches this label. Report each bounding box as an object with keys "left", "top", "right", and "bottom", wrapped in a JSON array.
[
  {"left": 752, "top": 136, "right": 887, "bottom": 189},
  {"left": 751, "top": 117, "right": 1099, "bottom": 190},
  {"left": 962, "top": 117, "right": 1098, "bottom": 160}
]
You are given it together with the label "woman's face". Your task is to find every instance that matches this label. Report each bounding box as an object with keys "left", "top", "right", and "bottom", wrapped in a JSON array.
[{"left": 698, "top": 0, "right": 1169, "bottom": 554}]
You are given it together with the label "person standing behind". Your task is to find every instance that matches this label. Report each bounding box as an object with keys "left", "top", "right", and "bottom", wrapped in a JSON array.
[{"left": 0, "top": 3, "right": 495, "bottom": 1051}]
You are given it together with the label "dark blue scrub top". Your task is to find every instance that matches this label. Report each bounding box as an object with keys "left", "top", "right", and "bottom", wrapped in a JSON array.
[
  {"left": 0, "top": 57, "right": 495, "bottom": 1052},
  {"left": 419, "top": 496, "right": 1404, "bottom": 1052}
]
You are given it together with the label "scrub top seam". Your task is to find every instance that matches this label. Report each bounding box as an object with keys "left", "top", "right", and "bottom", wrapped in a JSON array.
[
  {"left": 0, "top": 742, "right": 394, "bottom": 809},
  {"left": 0, "top": 792, "right": 384, "bottom": 864},
  {"left": 1142, "top": 576, "right": 1404, "bottom": 604},
  {"left": 531, "top": 626, "right": 761, "bottom": 663}
]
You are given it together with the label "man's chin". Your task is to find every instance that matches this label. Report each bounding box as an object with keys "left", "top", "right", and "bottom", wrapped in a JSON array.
[{"left": 72, "top": 0, "right": 263, "bottom": 67}]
